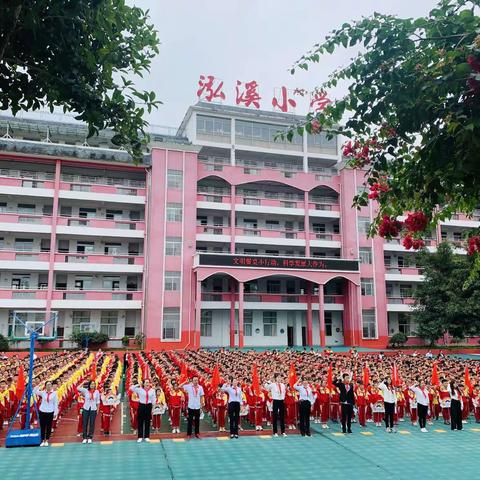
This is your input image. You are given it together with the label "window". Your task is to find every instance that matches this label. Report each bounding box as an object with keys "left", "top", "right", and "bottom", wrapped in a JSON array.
[
  {"left": 165, "top": 271, "right": 181, "bottom": 291},
  {"left": 165, "top": 237, "right": 182, "bottom": 256},
  {"left": 104, "top": 242, "right": 121, "bottom": 255},
  {"left": 265, "top": 220, "right": 280, "bottom": 230},
  {"left": 359, "top": 247, "right": 372, "bottom": 264},
  {"left": 100, "top": 311, "right": 118, "bottom": 337},
  {"left": 400, "top": 284, "right": 413, "bottom": 298},
  {"left": 244, "top": 249, "right": 258, "bottom": 255},
  {"left": 18, "top": 203, "right": 35, "bottom": 214},
  {"left": 76, "top": 241, "right": 94, "bottom": 253},
  {"left": 362, "top": 310, "right": 377, "bottom": 339},
  {"left": 74, "top": 276, "right": 93, "bottom": 290},
  {"left": 266, "top": 280, "right": 281, "bottom": 294},
  {"left": 167, "top": 170, "right": 183, "bottom": 189},
  {"left": 313, "top": 223, "right": 326, "bottom": 233},
  {"left": 197, "top": 115, "right": 231, "bottom": 136},
  {"left": 361, "top": 278, "right": 374, "bottom": 296},
  {"left": 200, "top": 311, "right": 212, "bottom": 337},
  {"left": 386, "top": 283, "right": 394, "bottom": 298},
  {"left": 103, "top": 276, "right": 120, "bottom": 290},
  {"left": 398, "top": 313, "right": 414, "bottom": 336},
  {"left": 167, "top": 203, "right": 182, "bottom": 222},
  {"left": 197, "top": 216, "right": 208, "bottom": 226},
  {"left": 162, "top": 307, "right": 180, "bottom": 340},
  {"left": 72, "top": 311, "right": 91, "bottom": 331},
  {"left": 325, "top": 311, "right": 333, "bottom": 337},
  {"left": 244, "top": 311, "right": 253, "bottom": 336},
  {"left": 14, "top": 238, "right": 33, "bottom": 251},
  {"left": 106, "top": 209, "right": 123, "bottom": 220},
  {"left": 358, "top": 216, "right": 371, "bottom": 235},
  {"left": 263, "top": 312, "right": 277, "bottom": 336},
  {"left": 384, "top": 255, "right": 391, "bottom": 267},
  {"left": 453, "top": 232, "right": 462, "bottom": 242}
]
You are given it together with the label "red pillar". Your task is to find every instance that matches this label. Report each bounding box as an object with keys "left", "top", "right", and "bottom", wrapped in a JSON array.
[
  {"left": 318, "top": 284, "right": 326, "bottom": 347},
  {"left": 306, "top": 281, "right": 313, "bottom": 346},
  {"left": 238, "top": 281, "right": 244, "bottom": 348},
  {"left": 230, "top": 185, "right": 236, "bottom": 254},
  {"left": 195, "top": 280, "right": 202, "bottom": 348},
  {"left": 304, "top": 191, "right": 311, "bottom": 257},
  {"left": 229, "top": 279, "right": 235, "bottom": 348}
]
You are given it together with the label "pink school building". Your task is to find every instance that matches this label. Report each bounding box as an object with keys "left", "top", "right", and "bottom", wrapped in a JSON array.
[{"left": 0, "top": 103, "right": 472, "bottom": 350}]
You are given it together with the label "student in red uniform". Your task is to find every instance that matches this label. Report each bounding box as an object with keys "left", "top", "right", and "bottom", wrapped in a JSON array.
[
  {"left": 355, "top": 381, "right": 368, "bottom": 428},
  {"left": 152, "top": 387, "right": 166, "bottom": 431},
  {"left": 168, "top": 381, "right": 183, "bottom": 434},
  {"left": 212, "top": 387, "right": 228, "bottom": 432},
  {"left": 439, "top": 380, "right": 451, "bottom": 425},
  {"left": 473, "top": 385, "right": 480, "bottom": 423},
  {"left": 318, "top": 380, "right": 330, "bottom": 430},
  {"left": 285, "top": 387, "right": 297, "bottom": 430},
  {"left": 100, "top": 387, "right": 118, "bottom": 435}
]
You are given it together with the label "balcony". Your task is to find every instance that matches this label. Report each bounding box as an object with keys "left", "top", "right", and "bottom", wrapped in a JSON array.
[
  {"left": 385, "top": 267, "right": 424, "bottom": 275},
  {"left": 0, "top": 169, "right": 55, "bottom": 192},
  {"left": 0, "top": 287, "right": 48, "bottom": 300},
  {"left": 54, "top": 252, "right": 144, "bottom": 273},
  {"left": 0, "top": 249, "right": 50, "bottom": 262},
  {"left": 387, "top": 296, "right": 415, "bottom": 312},
  {"left": 201, "top": 291, "right": 345, "bottom": 304},
  {"left": 196, "top": 225, "right": 231, "bottom": 236},
  {"left": 51, "top": 289, "right": 142, "bottom": 301},
  {"left": 56, "top": 215, "right": 145, "bottom": 237},
  {"left": 235, "top": 227, "right": 306, "bottom": 240}
]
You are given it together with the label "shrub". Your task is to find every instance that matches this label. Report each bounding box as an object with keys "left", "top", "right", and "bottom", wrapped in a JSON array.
[
  {"left": 0, "top": 333, "right": 9, "bottom": 351},
  {"left": 389, "top": 332, "right": 408, "bottom": 348},
  {"left": 121, "top": 336, "right": 130, "bottom": 347},
  {"left": 70, "top": 331, "right": 109, "bottom": 348},
  {"left": 134, "top": 332, "right": 145, "bottom": 349}
]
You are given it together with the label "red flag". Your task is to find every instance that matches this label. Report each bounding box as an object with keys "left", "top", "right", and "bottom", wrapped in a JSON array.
[
  {"left": 431, "top": 361, "right": 440, "bottom": 386},
  {"left": 362, "top": 364, "right": 370, "bottom": 386},
  {"left": 16, "top": 365, "right": 25, "bottom": 401},
  {"left": 326, "top": 363, "right": 333, "bottom": 389},
  {"left": 465, "top": 366, "right": 473, "bottom": 394},
  {"left": 211, "top": 364, "right": 221, "bottom": 391},
  {"left": 288, "top": 363, "right": 297, "bottom": 388},
  {"left": 90, "top": 359, "right": 96, "bottom": 381},
  {"left": 178, "top": 362, "right": 188, "bottom": 385},
  {"left": 392, "top": 363, "right": 400, "bottom": 387},
  {"left": 251, "top": 363, "right": 260, "bottom": 396}
]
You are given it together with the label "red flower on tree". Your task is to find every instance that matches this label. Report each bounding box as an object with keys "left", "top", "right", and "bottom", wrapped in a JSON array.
[
  {"left": 467, "top": 236, "right": 480, "bottom": 255},
  {"left": 368, "top": 181, "right": 389, "bottom": 200},
  {"left": 403, "top": 234, "right": 425, "bottom": 250},
  {"left": 404, "top": 212, "right": 428, "bottom": 233},
  {"left": 378, "top": 215, "right": 402, "bottom": 238}
]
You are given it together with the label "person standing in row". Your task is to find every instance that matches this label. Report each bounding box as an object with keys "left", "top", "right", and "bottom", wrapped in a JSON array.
[
  {"left": 221, "top": 379, "right": 243, "bottom": 439},
  {"left": 334, "top": 373, "right": 355, "bottom": 434},
  {"left": 409, "top": 380, "right": 430, "bottom": 432},
  {"left": 294, "top": 380, "right": 316, "bottom": 436},
  {"left": 34, "top": 381, "right": 58, "bottom": 447},
  {"left": 77, "top": 380, "right": 100, "bottom": 444},
  {"left": 129, "top": 379, "right": 156, "bottom": 442},
  {"left": 182, "top": 376, "right": 204, "bottom": 439},
  {"left": 264, "top": 374, "right": 287, "bottom": 437},
  {"left": 378, "top": 378, "right": 397, "bottom": 433},
  {"left": 448, "top": 380, "right": 463, "bottom": 431}
]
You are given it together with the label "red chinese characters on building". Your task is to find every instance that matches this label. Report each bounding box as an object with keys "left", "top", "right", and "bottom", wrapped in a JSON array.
[
  {"left": 235, "top": 80, "right": 261, "bottom": 109},
  {"left": 271, "top": 86, "right": 297, "bottom": 113},
  {"left": 309, "top": 90, "right": 332, "bottom": 112},
  {"left": 197, "top": 75, "right": 226, "bottom": 102}
]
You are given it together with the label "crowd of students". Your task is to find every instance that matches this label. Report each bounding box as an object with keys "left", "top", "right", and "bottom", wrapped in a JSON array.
[
  {"left": 122, "top": 348, "right": 480, "bottom": 439},
  {"left": 0, "top": 350, "right": 122, "bottom": 446},
  {"left": 2, "top": 347, "right": 480, "bottom": 446}
]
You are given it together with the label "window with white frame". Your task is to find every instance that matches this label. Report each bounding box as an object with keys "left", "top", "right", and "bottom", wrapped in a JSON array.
[
  {"left": 398, "top": 313, "right": 414, "bottom": 336},
  {"left": 400, "top": 284, "right": 413, "bottom": 298},
  {"left": 263, "top": 311, "right": 277, "bottom": 336},
  {"left": 72, "top": 311, "right": 91, "bottom": 331},
  {"left": 165, "top": 271, "right": 181, "bottom": 291},
  {"left": 166, "top": 203, "right": 182, "bottom": 222},
  {"left": 357, "top": 216, "right": 371, "bottom": 235},
  {"left": 244, "top": 310, "right": 253, "bottom": 336},
  {"left": 100, "top": 311, "right": 118, "bottom": 337},
  {"left": 359, "top": 247, "right": 372, "bottom": 264},
  {"left": 167, "top": 169, "right": 183, "bottom": 189},
  {"left": 361, "top": 278, "right": 374, "bottom": 296},
  {"left": 162, "top": 307, "right": 180, "bottom": 340},
  {"left": 165, "top": 237, "right": 182, "bottom": 256},
  {"left": 200, "top": 311, "right": 212, "bottom": 337},
  {"left": 325, "top": 311, "right": 333, "bottom": 336},
  {"left": 362, "top": 310, "right": 377, "bottom": 339}
]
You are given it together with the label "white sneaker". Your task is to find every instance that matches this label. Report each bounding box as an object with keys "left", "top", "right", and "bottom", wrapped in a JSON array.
[
  {"left": 137, "top": 438, "right": 143, "bottom": 443},
  {"left": 82, "top": 439, "right": 87, "bottom": 444},
  {"left": 144, "top": 438, "right": 150, "bottom": 443},
  {"left": 421, "top": 428, "right": 428, "bottom": 433},
  {"left": 273, "top": 433, "right": 278, "bottom": 437},
  {"left": 39, "top": 441, "right": 45, "bottom": 447},
  {"left": 282, "top": 433, "right": 287, "bottom": 437},
  {"left": 462, "top": 420, "right": 467, "bottom": 424},
  {"left": 45, "top": 441, "right": 49, "bottom": 446},
  {"left": 172, "top": 429, "right": 176, "bottom": 433},
  {"left": 87, "top": 439, "right": 92, "bottom": 444}
]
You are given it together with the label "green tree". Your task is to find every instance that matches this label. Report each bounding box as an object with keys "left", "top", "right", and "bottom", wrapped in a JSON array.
[
  {"left": 0, "top": 0, "right": 160, "bottom": 160},
  {"left": 289, "top": 0, "right": 480, "bottom": 252},
  {"left": 412, "top": 242, "right": 480, "bottom": 344}
]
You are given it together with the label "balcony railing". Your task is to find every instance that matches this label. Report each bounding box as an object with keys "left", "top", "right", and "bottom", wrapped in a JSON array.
[
  {"left": 201, "top": 292, "right": 345, "bottom": 303},
  {"left": 385, "top": 267, "right": 424, "bottom": 275},
  {"left": 0, "top": 249, "right": 51, "bottom": 262},
  {"left": 309, "top": 232, "right": 341, "bottom": 242},
  {"left": 387, "top": 296, "right": 415, "bottom": 305},
  {"left": 196, "top": 225, "right": 230, "bottom": 235},
  {"left": 60, "top": 173, "right": 145, "bottom": 189},
  {"left": 0, "top": 212, "right": 53, "bottom": 225},
  {"left": 235, "top": 227, "right": 306, "bottom": 239},
  {"left": 57, "top": 215, "right": 145, "bottom": 230},
  {"left": 0, "top": 287, "right": 48, "bottom": 300},
  {"left": 54, "top": 252, "right": 144, "bottom": 265},
  {"left": 51, "top": 289, "right": 142, "bottom": 301}
]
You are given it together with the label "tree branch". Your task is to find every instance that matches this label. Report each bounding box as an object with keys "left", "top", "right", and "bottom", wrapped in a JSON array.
[{"left": 0, "top": 3, "right": 23, "bottom": 63}]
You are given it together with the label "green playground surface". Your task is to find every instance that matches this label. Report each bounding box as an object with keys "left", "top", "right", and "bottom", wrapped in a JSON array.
[{"left": 2, "top": 421, "right": 480, "bottom": 480}]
